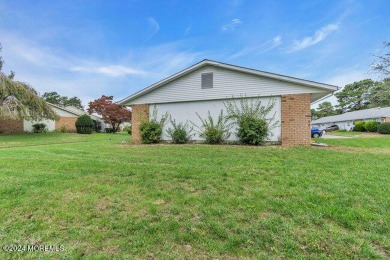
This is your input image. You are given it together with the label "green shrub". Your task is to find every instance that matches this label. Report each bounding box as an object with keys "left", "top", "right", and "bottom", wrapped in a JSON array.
[
  {"left": 353, "top": 121, "right": 366, "bottom": 132},
  {"left": 224, "top": 98, "right": 278, "bottom": 145},
  {"left": 237, "top": 116, "right": 268, "bottom": 145},
  {"left": 166, "top": 118, "right": 193, "bottom": 144},
  {"left": 378, "top": 122, "right": 390, "bottom": 134},
  {"left": 105, "top": 128, "right": 114, "bottom": 133},
  {"left": 32, "top": 123, "right": 47, "bottom": 133},
  {"left": 123, "top": 125, "right": 132, "bottom": 135},
  {"left": 75, "top": 114, "right": 94, "bottom": 134},
  {"left": 192, "top": 110, "right": 231, "bottom": 144},
  {"left": 139, "top": 106, "right": 168, "bottom": 144},
  {"left": 364, "top": 121, "right": 378, "bottom": 132}
]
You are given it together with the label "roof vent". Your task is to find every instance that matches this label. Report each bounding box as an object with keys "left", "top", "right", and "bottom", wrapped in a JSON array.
[{"left": 201, "top": 73, "right": 213, "bottom": 89}]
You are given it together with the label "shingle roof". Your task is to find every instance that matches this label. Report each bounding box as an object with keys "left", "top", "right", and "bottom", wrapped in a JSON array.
[{"left": 311, "top": 107, "right": 390, "bottom": 124}]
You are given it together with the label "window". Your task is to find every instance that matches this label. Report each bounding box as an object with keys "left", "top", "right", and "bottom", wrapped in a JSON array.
[{"left": 201, "top": 73, "right": 213, "bottom": 89}]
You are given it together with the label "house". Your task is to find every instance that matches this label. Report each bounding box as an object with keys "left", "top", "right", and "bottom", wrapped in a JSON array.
[
  {"left": 118, "top": 60, "right": 338, "bottom": 146},
  {"left": 0, "top": 103, "right": 104, "bottom": 133},
  {"left": 311, "top": 107, "right": 390, "bottom": 131}
]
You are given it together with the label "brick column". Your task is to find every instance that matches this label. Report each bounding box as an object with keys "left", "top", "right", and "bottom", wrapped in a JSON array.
[
  {"left": 131, "top": 104, "right": 149, "bottom": 143},
  {"left": 0, "top": 119, "right": 24, "bottom": 133},
  {"left": 281, "top": 94, "right": 311, "bottom": 147},
  {"left": 56, "top": 117, "right": 77, "bottom": 132}
]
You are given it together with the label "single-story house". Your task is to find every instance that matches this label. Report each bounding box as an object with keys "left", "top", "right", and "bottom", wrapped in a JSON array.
[
  {"left": 311, "top": 107, "right": 390, "bottom": 131},
  {"left": 0, "top": 103, "right": 103, "bottom": 133},
  {"left": 118, "top": 59, "right": 338, "bottom": 146}
]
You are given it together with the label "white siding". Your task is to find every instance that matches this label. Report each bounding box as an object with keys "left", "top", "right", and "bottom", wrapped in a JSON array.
[
  {"left": 51, "top": 107, "right": 78, "bottom": 117},
  {"left": 24, "top": 119, "right": 56, "bottom": 132},
  {"left": 153, "top": 96, "right": 281, "bottom": 142},
  {"left": 127, "top": 65, "right": 324, "bottom": 105}
]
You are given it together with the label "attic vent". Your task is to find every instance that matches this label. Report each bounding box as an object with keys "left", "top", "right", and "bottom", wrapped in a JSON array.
[{"left": 201, "top": 73, "right": 213, "bottom": 89}]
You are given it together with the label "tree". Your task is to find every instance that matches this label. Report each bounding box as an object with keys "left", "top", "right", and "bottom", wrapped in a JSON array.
[
  {"left": 369, "top": 78, "right": 390, "bottom": 107},
  {"left": 42, "top": 91, "right": 83, "bottom": 109},
  {"left": 314, "top": 101, "right": 337, "bottom": 119},
  {"left": 372, "top": 41, "right": 390, "bottom": 76},
  {"left": 66, "top": 96, "right": 83, "bottom": 109},
  {"left": 87, "top": 95, "right": 131, "bottom": 133},
  {"left": 0, "top": 44, "right": 57, "bottom": 121},
  {"left": 311, "top": 109, "right": 319, "bottom": 120},
  {"left": 42, "top": 91, "right": 62, "bottom": 105},
  {"left": 335, "top": 79, "right": 375, "bottom": 113}
]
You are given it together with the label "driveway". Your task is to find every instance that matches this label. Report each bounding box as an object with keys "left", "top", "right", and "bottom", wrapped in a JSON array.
[{"left": 321, "top": 134, "right": 351, "bottom": 139}]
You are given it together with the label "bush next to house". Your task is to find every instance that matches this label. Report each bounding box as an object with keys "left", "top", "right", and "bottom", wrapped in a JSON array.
[
  {"left": 123, "top": 125, "right": 132, "bottom": 135},
  {"left": 364, "top": 121, "right": 378, "bottom": 132},
  {"left": 237, "top": 116, "right": 268, "bottom": 145},
  {"left": 378, "top": 122, "right": 390, "bottom": 134},
  {"left": 192, "top": 110, "right": 230, "bottom": 144},
  {"left": 75, "top": 114, "right": 94, "bottom": 134},
  {"left": 139, "top": 106, "right": 168, "bottom": 144},
  {"left": 166, "top": 118, "right": 193, "bottom": 144},
  {"left": 32, "top": 123, "right": 47, "bottom": 133},
  {"left": 224, "top": 98, "right": 279, "bottom": 145},
  {"left": 353, "top": 121, "right": 366, "bottom": 132}
]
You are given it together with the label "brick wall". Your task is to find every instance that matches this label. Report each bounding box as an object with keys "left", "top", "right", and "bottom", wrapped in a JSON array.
[
  {"left": 131, "top": 104, "right": 149, "bottom": 143},
  {"left": 281, "top": 94, "right": 311, "bottom": 146},
  {"left": 56, "top": 117, "right": 77, "bottom": 132},
  {"left": 0, "top": 119, "right": 24, "bottom": 133}
]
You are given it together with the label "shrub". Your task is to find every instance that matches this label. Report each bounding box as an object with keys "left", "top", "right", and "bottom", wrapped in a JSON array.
[
  {"left": 237, "top": 116, "right": 268, "bottom": 145},
  {"left": 192, "top": 110, "right": 231, "bottom": 144},
  {"left": 32, "top": 123, "right": 47, "bottom": 133},
  {"left": 166, "top": 118, "right": 193, "bottom": 144},
  {"left": 105, "top": 128, "right": 114, "bottom": 133},
  {"left": 75, "top": 114, "right": 94, "bottom": 134},
  {"left": 224, "top": 98, "right": 279, "bottom": 145},
  {"left": 353, "top": 121, "right": 366, "bottom": 132},
  {"left": 364, "top": 121, "right": 378, "bottom": 132},
  {"left": 139, "top": 106, "right": 168, "bottom": 144},
  {"left": 378, "top": 122, "right": 390, "bottom": 134},
  {"left": 123, "top": 125, "right": 132, "bottom": 135}
]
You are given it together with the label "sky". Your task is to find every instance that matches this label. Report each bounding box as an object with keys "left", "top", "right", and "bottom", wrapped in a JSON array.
[{"left": 1, "top": 0, "right": 389, "bottom": 108}]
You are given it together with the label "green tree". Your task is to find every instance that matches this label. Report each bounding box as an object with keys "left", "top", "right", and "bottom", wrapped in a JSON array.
[
  {"left": 369, "top": 78, "right": 390, "bottom": 107},
  {"left": 315, "top": 101, "right": 337, "bottom": 118},
  {"left": 42, "top": 91, "right": 62, "bottom": 105},
  {"left": 335, "top": 79, "right": 375, "bottom": 112},
  {"left": 42, "top": 91, "right": 84, "bottom": 109},
  {"left": 65, "top": 96, "right": 83, "bottom": 109},
  {"left": 0, "top": 44, "right": 57, "bottom": 120}
]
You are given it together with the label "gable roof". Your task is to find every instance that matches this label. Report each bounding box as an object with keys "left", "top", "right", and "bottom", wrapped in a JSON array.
[
  {"left": 311, "top": 107, "right": 390, "bottom": 124},
  {"left": 47, "top": 103, "right": 102, "bottom": 121},
  {"left": 118, "top": 59, "right": 338, "bottom": 105}
]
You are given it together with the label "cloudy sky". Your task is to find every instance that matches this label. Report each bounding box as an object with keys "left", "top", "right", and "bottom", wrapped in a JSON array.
[{"left": 1, "top": 0, "right": 389, "bottom": 108}]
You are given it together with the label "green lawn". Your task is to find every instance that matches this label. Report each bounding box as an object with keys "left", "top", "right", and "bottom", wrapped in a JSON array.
[{"left": 0, "top": 133, "right": 389, "bottom": 259}]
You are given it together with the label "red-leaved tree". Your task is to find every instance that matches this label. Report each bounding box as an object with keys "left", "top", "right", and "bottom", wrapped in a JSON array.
[{"left": 88, "top": 95, "right": 131, "bottom": 133}]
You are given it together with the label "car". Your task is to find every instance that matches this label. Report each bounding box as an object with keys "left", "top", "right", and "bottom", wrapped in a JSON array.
[
  {"left": 311, "top": 128, "right": 323, "bottom": 138},
  {"left": 324, "top": 124, "right": 339, "bottom": 132}
]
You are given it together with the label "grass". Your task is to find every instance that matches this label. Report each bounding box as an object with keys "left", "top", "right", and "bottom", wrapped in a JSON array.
[{"left": 0, "top": 133, "right": 389, "bottom": 259}]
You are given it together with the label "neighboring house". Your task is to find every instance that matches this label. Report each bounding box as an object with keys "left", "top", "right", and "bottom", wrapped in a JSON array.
[
  {"left": 311, "top": 107, "right": 390, "bottom": 131},
  {"left": 118, "top": 59, "right": 338, "bottom": 146},
  {"left": 0, "top": 103, "right": 104, "bottom": 133}
]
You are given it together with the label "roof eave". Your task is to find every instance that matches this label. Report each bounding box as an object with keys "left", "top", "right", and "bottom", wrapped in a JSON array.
[{"left": 117, "top": 59, "right": 339, "bottom": 105}]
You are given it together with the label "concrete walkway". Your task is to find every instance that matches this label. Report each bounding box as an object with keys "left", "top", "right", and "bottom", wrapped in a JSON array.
[{"left": 321, "top": 134, "right": 351, "bottom": 139}]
